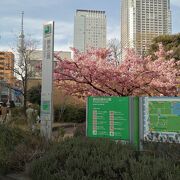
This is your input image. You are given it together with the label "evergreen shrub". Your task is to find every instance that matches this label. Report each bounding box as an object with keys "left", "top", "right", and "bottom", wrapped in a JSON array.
[
  {"left": 0, "top": 125, "right": 25, "bottom": 174},
  {"left": 30, "top": 138, "right": 180, "bottom": 180},
  {"left": 74, "top": 123, "right": 86, "bottom": 137},
  {"left": 54, "top": 105, "right": 86, "bottom": 123},
  {"left": 0, "top": 125, "right": 49, "bottom": 175}
]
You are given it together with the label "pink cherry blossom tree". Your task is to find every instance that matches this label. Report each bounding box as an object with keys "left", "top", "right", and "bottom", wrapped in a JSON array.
[{"left": 54, "top": 45, "right": 180, "bottom": 98}]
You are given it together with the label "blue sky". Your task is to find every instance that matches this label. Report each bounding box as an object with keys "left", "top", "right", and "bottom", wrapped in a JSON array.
[{"left": 0, "top": 0, "right": 180, "bottom": 51}]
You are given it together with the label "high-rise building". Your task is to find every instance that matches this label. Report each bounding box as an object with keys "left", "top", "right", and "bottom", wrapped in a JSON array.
[
  {"left": 121, "top": 0, "right": 171, "bottom": 57},
  {"left": 74, "top": 9, "right": 106, "bottom": 52},
  {"left": 28, "top": 50, "right": 71, "bottom": 80},
  {"left": 0, "top": 52, "right": 15, "bottom": 103},
  {"left": 0, "top": 52, "right": 15, "bottom": 85}
]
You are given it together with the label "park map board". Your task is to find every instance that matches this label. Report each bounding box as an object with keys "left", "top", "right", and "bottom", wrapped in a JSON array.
[
  {"left": 87, "top": 97, "right": 130, "bottom": 140},
  {"left": 149, "top": 101, "right": 180, "bottom": 133},
  {"left": 143, "top": 97, "right": 180, "bottom": 143}
]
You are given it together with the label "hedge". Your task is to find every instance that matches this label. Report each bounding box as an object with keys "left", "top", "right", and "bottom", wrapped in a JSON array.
[
  {"left": 0, "top": 125, "right": 49, "bottom": 175},
  {"left": 54, "top": 105, "right": 86, "bottom": 123},
  {"left": 30, "top": 138, "right": 180, "bottom": 180}
]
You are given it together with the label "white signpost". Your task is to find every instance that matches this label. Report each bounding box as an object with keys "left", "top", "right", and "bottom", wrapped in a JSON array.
[{"left": 40, "top": 21, "right": 54, "bottom": 139}]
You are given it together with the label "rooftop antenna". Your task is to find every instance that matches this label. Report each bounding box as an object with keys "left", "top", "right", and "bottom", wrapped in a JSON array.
[{"left": 18, "top": 11, "right": 25, "bottom": 65}]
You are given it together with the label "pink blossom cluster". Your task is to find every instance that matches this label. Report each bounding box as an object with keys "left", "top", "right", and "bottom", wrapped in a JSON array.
[{"left": 54, "top": 46, "right": 180, "bottom": 97}]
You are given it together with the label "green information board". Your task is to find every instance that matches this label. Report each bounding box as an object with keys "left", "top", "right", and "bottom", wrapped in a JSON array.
[
  {"left": 87, "top": 96, "right": 180, "bottom": 147},
  {"left": 87, "top": 97, "right": 130, "bottom": 140}
]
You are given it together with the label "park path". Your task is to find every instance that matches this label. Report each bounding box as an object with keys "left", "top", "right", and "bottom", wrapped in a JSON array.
[
  {"left": 5, "top": 174, "right": 31, "bottom": 180},
  {"left": 0, "top": 175, "right": 15, "bottom": 180}
]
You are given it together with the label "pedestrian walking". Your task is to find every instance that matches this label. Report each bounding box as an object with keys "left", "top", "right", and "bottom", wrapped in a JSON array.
[
  {"left": 6, "top": 105, "right": 12, "bottom": 124},
  {"left": 26, "top": 103, "right": 36, "bottom": 131},
  {"left": 1, "top": 103, "right": 7, "bottom": 123},
  {"left": 0, "top": 103, "right": 2, "bottom": 123}
]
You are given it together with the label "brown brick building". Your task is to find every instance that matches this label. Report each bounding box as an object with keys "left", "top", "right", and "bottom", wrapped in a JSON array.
[{"left": 0, "top": 51, "right": 15, "bottom": 85}]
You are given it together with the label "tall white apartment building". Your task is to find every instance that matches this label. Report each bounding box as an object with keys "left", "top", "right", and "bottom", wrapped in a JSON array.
[
  {"left": 121, "top": 0, "right": 171, "bottom": 57},
  {"left": 74, "top": 9, "right": 106, "bottom": 52}
]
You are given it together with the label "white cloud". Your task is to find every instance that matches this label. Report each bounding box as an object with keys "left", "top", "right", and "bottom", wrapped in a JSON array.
[
  {"left": 0, "top": 0, "right": 61, "bottom": 8},
  {"left": 0, "top": 45, "right": 12, "bottom": 52},
  {"left": 0, "top": 15, "right": 74, "bottom": 51},
  {"left": 1, "top": 0, "right": 179, "bottom": 52},
  {"left": 54, "top": 44, "right": 72, "bottom": 52},
  {"left": 107, "top": 25, "right": 120, "bottom": 41},
  {"left": 171, "top": 0, "right": 180, "bottom": 7},
  {"left": 55, "top": 21, "right": 73, "bottom": 41},
  {"left": 1, "top": 16, "right": 120, "bottom": 52}
]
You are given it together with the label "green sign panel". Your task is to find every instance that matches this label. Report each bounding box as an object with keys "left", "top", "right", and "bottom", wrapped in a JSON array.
[
  {"left": 87, "top": 97, "right": 130, "bottom": 140},
  {"left": 44, "top": 25, "right": 51, "bottom": 34},
  {"left": 42, "top": 101, "right": 50, "bottom": 113}
]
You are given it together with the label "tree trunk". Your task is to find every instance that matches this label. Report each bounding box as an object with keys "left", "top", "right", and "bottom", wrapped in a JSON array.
[
  {"left": 23, "top": 75, "right": 28, "bottom": 117},
  {"left": 23, "top": 92, "right": 27, "bottom": 116}
]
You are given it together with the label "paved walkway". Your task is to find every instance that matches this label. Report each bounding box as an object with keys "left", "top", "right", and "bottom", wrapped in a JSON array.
[
  {"left": 6, "top": 174, "right": 31, "bottom": 180},
  {"left": 0, "top": 175, "right": 16, "bottom": 180}
]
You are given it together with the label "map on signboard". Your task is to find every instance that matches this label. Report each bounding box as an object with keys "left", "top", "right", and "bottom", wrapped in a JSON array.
[
  {"left": 149, "top": 101, "right": 180, "bottom": 133},
  {"left": 143, "top": 97, "right": 180, "bottom": 143},
  {"left": 87, "top": 97, "right": 130, "bottom": 140}
]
